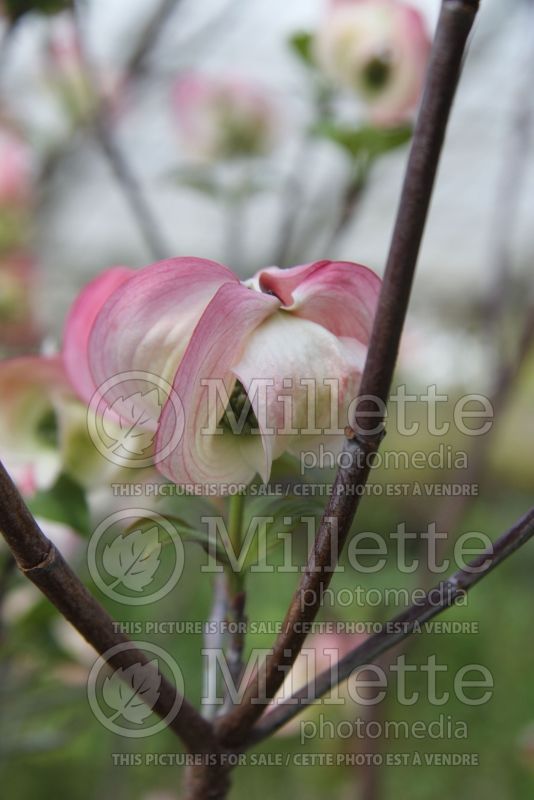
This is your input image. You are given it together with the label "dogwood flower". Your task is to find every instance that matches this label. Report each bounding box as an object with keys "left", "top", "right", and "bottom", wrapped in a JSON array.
[
  {"left": 0, "top": 353, "right": 170, "bottom": 551},
  {"left": 45, "top": 14, "right": 124, "bottom": 125},
  {"left": 172, "top": 74, "right": 278, "bottom": 161},
  {"left": 0, "top": 355, "right": 118, "bottom": 494},
  {"left": 315, "top": 0, "right": 430, "bottom": 125},
  {"left": 64, "top": 257, "right": 380, "bottom": 489}
]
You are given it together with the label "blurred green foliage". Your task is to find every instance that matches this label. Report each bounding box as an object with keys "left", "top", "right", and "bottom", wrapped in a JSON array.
[
  {"left": 2, "top": 0, "right": 71, "bottom": 23},
  {"left": 1, "top": 423, "right": 533, "bottom": 798}
]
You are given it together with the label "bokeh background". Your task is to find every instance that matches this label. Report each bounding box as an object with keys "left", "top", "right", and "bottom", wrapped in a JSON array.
[{"left": 0, "top": 0, "right": 533, "bottom": 798}]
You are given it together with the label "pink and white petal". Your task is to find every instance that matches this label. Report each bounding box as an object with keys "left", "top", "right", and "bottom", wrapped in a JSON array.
[
  {"left": 0, "top": 356, "right": 68, "bottom": 446},
  {"left": 63, "top": 266, "right": 134, "bottom": 402},
  {"left": 0, "top": 356, "right": 129, "bottom": 493},
  {"left": 231, "top": 315, "right": 367, "bottom": 468},
  {"left": 368, "top": 5, "right": 431, "bottom": 125},
  {"left": 251, "top": 260, "right": 381, "bottom": 344},
  {"left": 156, "top": 282, "right": 280, "bottom": 487},
  {"left": 0, "top": 356, "right": 68, "bottom": 490},
  {"left": 58, "top": 395, "right": 128, "bottom": 491},
  {"left": 88, "top": 258, "right": 238, "bottom": 428}
]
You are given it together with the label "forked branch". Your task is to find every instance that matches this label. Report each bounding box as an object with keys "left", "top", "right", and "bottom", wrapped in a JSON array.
[
  {"left": 251, "top": 504, "right": 534, "bottom": 742},
  {"left": 216, "top": 0, "right": 482, "bottom": 748}
]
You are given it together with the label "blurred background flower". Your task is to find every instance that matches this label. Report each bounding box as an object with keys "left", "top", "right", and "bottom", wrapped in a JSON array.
[
  {"left": 172, "top": 73, "right": 279, "bottom": 162},
  {"left": 314, "top": 0, "right": 430, "bottom": 124}
]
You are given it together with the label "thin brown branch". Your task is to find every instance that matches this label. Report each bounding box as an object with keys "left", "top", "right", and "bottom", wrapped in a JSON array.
[
  {"left": 429, "top": 306, "right": 534, "bottom": 569},
  {"left": 482, "top": 0, "right": 534, "bottom": 339},
  {"left": 215, "top": 0, "right": 481, "bottom": 748},
  {"left": 173, "top": 0, "right": 246, "bottom": 69},
  {"left": 222, "top": 494, "right": 247, "bottom": 706},
  {"left": 429, "top": 2, "right": 534, "bottom": 551},
  {"left": 223, "top": 586, "right": 247, "bottom": 710},
  {"left": 357, "top": 653, "right": 396, "bottom": 800},
  {"left": 0, "top": 460, "right": 218, "bottom": 756},
  {"left": 203, "top": 573, "right": 228, "bottom": 720},
  {"left": 0, "top": 19, "right": 15, "bottom": 75},
  {"left": 89, "top": 113, "right": 169, "bottom": 260},
  {"left": 73, "top": 1, "right": 170, "bottom": 261},
  {"left": 273, "top": 137, "right": 314, "bottom": 267},
  {"left": 321, "top": 165, "right": 368, "bottom": 255},
  {"left": 125, "top": 0, "right": 183, "bottom": 80},
  {"left": 251, "top": 504, "right": 534, "bottom": 742}
]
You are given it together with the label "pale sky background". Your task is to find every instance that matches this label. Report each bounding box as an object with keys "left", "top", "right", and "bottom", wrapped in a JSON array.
[{"left": 1, "top": 0, "right": 533, "bottom": 389}]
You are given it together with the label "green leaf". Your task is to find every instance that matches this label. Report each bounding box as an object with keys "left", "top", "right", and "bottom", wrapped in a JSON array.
[
  {"left": 315, "top": 122, "right": 413, "bottom": 160},
  {"left": 289, "top": 31, "right": 315, "bottom": 68},
  {"left": 27, "top": 473, "right": 90, "bottom": 536}
]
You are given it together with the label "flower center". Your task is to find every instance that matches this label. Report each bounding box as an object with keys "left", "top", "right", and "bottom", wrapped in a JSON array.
[
  {"left": 220, "top": 380, "right": 259, "bottom": 435},
  {"left": 36, "top": 408, "right": 59, "bottom": 448},
  {"left": 361, "top": 54, "right": 392, "bottom": 93}
]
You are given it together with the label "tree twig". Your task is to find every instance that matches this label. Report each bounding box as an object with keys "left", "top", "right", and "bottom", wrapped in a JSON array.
[
  {"left": 125, "top": 0, "right": 184, "bottom": 81},
  {"left": 0, "top": 19, "right": 15, "bottom": 76},
  {"left": 250, "top": 504, "right": 534, "bottom": 742},
  {"left": 173, "top": 0, "right": 246, "bottom": 70},
  {"left": 73, "top": 0, "right": 170, "bottom": 260},
  {"left": 427, "top": 0, "right": 534, "bottom": 559},
  {"left": 203, "top": 573, "right": 228, "bottom": 720},
  {"left": 429, "top": 306, "right": 534, "bottom": 572},
  {"left": 482, "top": 0, "right": 534, "bottom": 345},
  {"left": 273, "top": 136, "right": 314, "bottom": 267},
  {"left": 90, "top": 114, "right": 169, "bottom": 260},
  {"left": 215, "top": 0, "right": 481, "bottom": 748},
  {"left": 321, "top": 161, "right": 368, "bottom": 255},
  {"left": 222, "top": 493, "right": 247, "bottom": 706},
  {"left": 0, "top": 460, "right": 218, "bottom": 756}
]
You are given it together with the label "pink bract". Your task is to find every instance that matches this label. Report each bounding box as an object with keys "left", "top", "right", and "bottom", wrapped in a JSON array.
[{"left": 64, "top": 257, "right": 381, "bottom": 488}]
